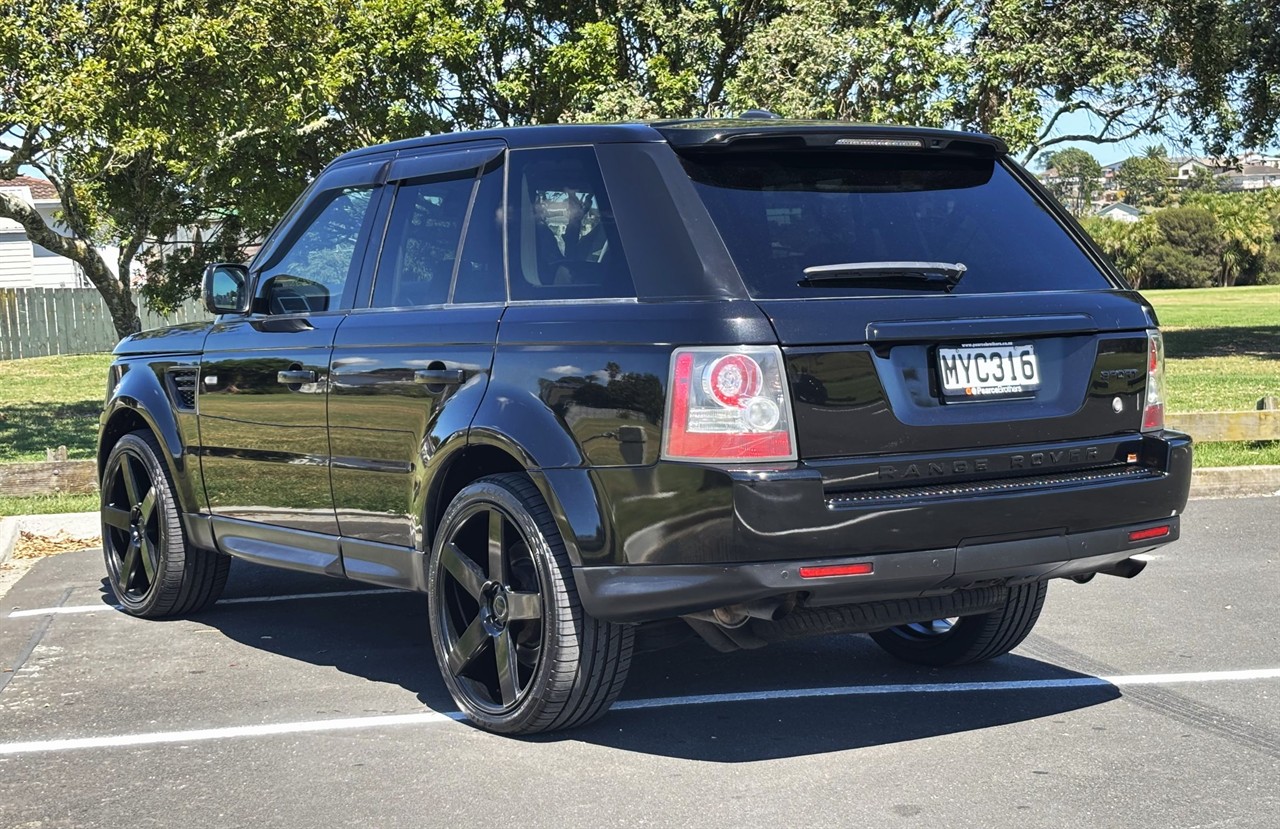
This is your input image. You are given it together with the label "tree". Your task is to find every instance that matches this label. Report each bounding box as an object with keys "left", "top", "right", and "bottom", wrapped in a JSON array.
[
  {"left": 1184, "top": 189, "right": 1280, "bottom": 285},
  {"left": 1079, "top": 215, "right": 1160, "bottom": 288},
  {"left": 1041, "top": 148, "right": 1103, "bottom": 215},
  {"left": 0, "top": 0, "right": 338, "bottom": 336},
  {"left": 1116, "top": 146, "right": 1172, "bottom": 207},
  {"left": 1141, "top": 207, "right": 1222, "bottom": 288}
]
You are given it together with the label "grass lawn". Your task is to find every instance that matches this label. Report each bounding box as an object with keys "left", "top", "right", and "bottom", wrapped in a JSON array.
[
  {"left": 0, "top": 353, "right": 112, "bottom": 463},
  {"left": 0, "top": 492, "right": 99, "bottom": 519},
  {"left": 1145, "top": 285, "right": 1280, "bottom": 413}
]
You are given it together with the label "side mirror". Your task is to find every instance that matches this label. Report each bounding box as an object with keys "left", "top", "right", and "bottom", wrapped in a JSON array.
[{"left": 202, "top": 263, "right": 251, "bottom": 315}]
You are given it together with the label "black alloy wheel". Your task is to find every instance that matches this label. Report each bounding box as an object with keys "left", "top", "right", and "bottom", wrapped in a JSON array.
[
  {"left": 868, "top": 581, "right": 1049, "bottom": 667},
  {"left": 427, "top": 474, "right": 633, "bottom": 734},
  {"left": 101, "top": 431, "right": 229, "bottom": 618}
]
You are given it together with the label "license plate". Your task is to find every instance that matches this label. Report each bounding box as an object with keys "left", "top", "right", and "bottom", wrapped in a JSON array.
[{"left": 937, "top": 342, "right": 1040, "bottom": 398}]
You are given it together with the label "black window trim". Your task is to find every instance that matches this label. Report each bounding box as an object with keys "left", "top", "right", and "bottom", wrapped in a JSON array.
[{"left": 355, "top": 143, "right": 510, "bottom": 311}]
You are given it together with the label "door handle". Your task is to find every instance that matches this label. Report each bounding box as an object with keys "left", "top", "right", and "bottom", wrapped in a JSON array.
[
  {"left": 414, "top": 369, "right": 465, "bottom": 386},
  {"left": 277, "top": 369, "right": 317, "bottom": 384}
]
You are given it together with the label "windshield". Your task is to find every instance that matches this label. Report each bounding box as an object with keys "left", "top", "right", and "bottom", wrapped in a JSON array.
[{"left": 679, "top": 150, "right": 1114, "bottom": 298}]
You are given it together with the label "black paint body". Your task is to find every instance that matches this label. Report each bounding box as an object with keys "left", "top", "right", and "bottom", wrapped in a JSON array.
[{"left": 100, "top": 120, "right": 1192, "bottom": 621}]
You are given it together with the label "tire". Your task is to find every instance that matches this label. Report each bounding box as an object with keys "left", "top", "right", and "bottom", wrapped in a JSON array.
[
  {"left": 868, "top": 581, "right": 1048, "bottom": 667},
  {"left": 100, "top": 430, "right": 230, "bottom": 618},
  {"left": 427, "top": 473, "right": 633, "bottom": 734}
]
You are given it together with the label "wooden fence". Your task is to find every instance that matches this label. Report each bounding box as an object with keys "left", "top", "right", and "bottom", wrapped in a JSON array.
[{"left": 0, "top": 287, "right": 208, "bottom": 360}]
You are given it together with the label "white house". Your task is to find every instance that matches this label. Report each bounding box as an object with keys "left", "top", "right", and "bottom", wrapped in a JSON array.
[
  {"left": 1219, "top": 165, "right": 1280, "bottom": 192},
  {"left": 1095, "top": 202, "right": 1142, "bottom": 222},
  {"left": 0, "top": 175, "right": 122, "bottom": 288}
]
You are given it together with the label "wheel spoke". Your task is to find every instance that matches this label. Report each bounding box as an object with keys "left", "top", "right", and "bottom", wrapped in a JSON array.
[
  {"left": 138, "top": 487, "right": 157, "bottom": 525},
  {"left": 447, "top": 616, "right": 489, "bottom": 676},
  {"left": 487, "top": 509, "right": 505, "bottom": 582},
  {"left": 440, "top": 543, "right": 485, "bottom": 599},
  {"left": 505, "top": 590, "right": 542, "bottom": 621},
  {"left": 120, "top": 456, "right": 142, "bottom": 505},
  {"left": 137, "top": 533, "right": 156, "bottom": 583},
  {"left": 494, "top": 628, "right": 520, "bottom": 705},
  {"left": 118, "top": 540, "right": 140, "bottom": 594},
  {"left": 103, "top": 506, "right": 131, "bottom": 531}
]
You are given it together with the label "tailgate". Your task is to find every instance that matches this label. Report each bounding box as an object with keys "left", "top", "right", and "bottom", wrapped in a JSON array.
[{"left": 759, "top": 291, "right": 1156, "bottom": 459}]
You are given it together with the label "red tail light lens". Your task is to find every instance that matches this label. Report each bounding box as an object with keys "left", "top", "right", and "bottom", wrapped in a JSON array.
[
  {"left": 1142, "top": 330, "right": 1165, "bottom": 432},
  {"left": 663, "top": 346, "right": 797, "bottom": 462}
]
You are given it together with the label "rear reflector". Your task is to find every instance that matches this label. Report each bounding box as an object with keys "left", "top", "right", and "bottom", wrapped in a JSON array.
[
  {"left": 1128, "top": 525, "right": 1170, "bottom": 542},
  {"left": 798, "top": 562, "right": 874, "bottom": 579}
]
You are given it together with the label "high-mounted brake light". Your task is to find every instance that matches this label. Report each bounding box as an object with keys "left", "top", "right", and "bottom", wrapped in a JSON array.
[
  {"left": 662, "top": 346, "right": 798, "bottom": 462},
  {"left": 1142, "top": 330, "right": 1165, "bottom": 432}
]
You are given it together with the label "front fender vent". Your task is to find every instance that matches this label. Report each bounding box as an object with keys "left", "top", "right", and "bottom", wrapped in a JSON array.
[{"left": 165, "top": 368, "right": 199, "bottom": 412}]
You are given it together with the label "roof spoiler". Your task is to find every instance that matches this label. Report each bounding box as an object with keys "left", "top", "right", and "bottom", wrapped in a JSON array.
[{"left": 655, "top": 121, "right": 1008, "bottom": 157}]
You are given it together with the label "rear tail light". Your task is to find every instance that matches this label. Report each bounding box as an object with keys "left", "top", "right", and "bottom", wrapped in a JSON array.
[
  {"left": 1142, "top": 330, "right": 1165, "bottom": 432},
  {"left": 662, "top": 345, "right": 798, "bottom": 462}
]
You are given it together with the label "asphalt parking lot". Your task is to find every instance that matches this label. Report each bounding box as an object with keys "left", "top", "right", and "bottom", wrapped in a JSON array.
[{"left": 1, "top": 495, "right": 1276, "bottom": 829}]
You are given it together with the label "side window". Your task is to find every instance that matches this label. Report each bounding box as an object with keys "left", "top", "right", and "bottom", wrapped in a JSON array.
[
  {"left": 259, "top": 186, "right": 374, "bottom": 314},
  {"left": 508, "top": 147, "right": 635, "bottom": 300},
  {"left": 453, "top": 164, "right": 506, "bottom": 304},
  {"left": 371, "top": 173, "right": 474, "bottom": 308}
]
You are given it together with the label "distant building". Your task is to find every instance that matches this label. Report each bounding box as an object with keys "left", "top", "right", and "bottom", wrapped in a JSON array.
[
  {"left": 1095, "top": 202, "right": 1142, "bottom": 222},
  {"left": 1218, "top": 165, "right": 1280, "bottom": 192},
  {"left": 0, "top": 176, "right": 122, "bottom": 288}
]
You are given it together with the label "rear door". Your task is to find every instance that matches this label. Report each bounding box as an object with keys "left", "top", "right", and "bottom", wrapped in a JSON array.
[
  {"left": 676, "top": 146, "right": 1156, "bottom": 467},
  {"left": 328, "top": 143, "right": 506, "bottom": 585}
]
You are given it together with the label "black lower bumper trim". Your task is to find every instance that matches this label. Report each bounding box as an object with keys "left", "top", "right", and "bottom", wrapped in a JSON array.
[{"left": 574, "top": 517, "right": 1179, "bottom": 622}]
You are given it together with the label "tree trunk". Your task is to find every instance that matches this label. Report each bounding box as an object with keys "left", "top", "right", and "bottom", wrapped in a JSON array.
[{"left": 0, "top": 190, "right": 141, "bottom": 339}]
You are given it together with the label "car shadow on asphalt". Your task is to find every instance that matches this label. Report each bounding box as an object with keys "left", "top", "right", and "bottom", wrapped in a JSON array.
[{"left": 99, "top": 562, "right": 1121, "bottom": 762}]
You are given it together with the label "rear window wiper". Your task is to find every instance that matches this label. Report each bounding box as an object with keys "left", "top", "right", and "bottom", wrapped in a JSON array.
[{"left": 799, "top": 261, "right": 967, "bottom": 290}]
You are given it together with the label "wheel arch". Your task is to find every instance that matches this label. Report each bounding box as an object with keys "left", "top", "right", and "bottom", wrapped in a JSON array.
[
  {"left": 427, "top": 429, "right": 610, "bottom": 568},
  {"left": 99, "top": 366, "right": 204, "bottom": 515}
]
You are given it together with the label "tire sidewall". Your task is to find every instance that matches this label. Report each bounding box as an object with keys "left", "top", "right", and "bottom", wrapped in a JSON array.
[
  {"left": 426, "top": 477, "right": 573, "bottom": 733},
  {"left": 101, "top": 431, "right": 181, "bottom": 616}
]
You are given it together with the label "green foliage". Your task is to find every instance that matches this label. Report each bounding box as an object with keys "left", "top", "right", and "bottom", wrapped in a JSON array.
[
  {"left": 1079, "top": 215, "right": 1160, "bottom": 288},
  {"left": 1141, "top": 207, "right": 1222, "bottom": 288},
  {"left": 5, "top": 0, "right": 1280, "bottom": 318},
  {"left": 1117, "top": 146, "right": 1172, "bottom": 206},
  {"left": 1041, "top": 148, "right": 1103, "bottom": 215}
]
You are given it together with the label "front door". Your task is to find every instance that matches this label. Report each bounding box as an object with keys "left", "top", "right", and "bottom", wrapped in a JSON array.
[{"left": 198, "top": 159, "right": 386, "bottom": 571}]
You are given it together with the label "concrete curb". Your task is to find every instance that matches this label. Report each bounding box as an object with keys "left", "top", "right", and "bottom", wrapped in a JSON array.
[
  {"left": 0, "top": 512, "right": 101, "bottom": 567},
  {"left": 1187, "top": 465, "right": 1280, "bottom": 500},
  {"left": 0, "top": 517, "right": 18, "bottom": 567}
]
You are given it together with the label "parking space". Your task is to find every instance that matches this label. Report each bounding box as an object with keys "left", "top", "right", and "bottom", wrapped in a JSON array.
[{"left": 1, "top": 496, "right": 1277, "bottom": 828}]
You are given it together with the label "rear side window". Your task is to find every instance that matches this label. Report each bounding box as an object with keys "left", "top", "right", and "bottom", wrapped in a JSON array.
[
  {"left": 679, "top": 151, "right": 1113, "bottom": 298},
  {"left": 508, "top": 147, "right": 635, "bottom": 300},
  {"left": 371, "top": 173, "right": 474, "bottom": 308}
]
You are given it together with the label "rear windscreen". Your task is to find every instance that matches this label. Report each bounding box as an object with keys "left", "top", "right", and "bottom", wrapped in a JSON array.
[{"left": 679, "top": 151, "right": 1114, "bottom": 298}]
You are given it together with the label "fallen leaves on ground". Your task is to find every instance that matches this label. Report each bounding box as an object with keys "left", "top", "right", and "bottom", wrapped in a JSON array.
[{"left": 12, "top": 530, "right": 99, "bottom": 559}]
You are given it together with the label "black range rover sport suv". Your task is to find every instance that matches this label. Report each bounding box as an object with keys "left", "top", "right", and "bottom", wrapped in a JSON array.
[{"left": 99, "top": 118, "right": 1192, "bottom": 734}]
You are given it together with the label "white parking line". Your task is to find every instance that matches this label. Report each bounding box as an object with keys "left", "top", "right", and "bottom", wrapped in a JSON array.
[
  {"left": 6, "top": 588, "right": 406, "bottom": 618},
  {"left": 1, "top": 667, "right": 1277, "bottom": 756}
]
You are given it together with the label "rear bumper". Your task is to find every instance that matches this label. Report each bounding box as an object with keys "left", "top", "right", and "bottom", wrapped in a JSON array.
[
  {"left": 568, "top": 431, "right": 1191, "bottom": 622},
  {"left": 577, "top": 516, "right": 1178, "bottom": 622}
]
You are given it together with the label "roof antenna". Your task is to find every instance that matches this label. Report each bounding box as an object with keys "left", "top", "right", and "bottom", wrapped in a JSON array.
[{"left": 738, "top": 109, "right": 781, "bottom": 120}]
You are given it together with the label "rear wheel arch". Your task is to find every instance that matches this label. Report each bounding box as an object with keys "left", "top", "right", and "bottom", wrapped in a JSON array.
[
  {"left": 426, "top": 443, "right": 527, "bottom": 553},
  {"left": 427, "top": 435, "right": 608, "bottom": 568}
]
